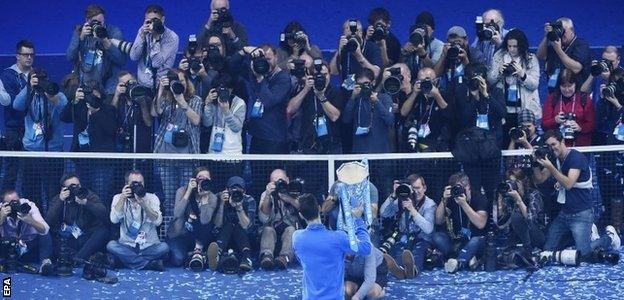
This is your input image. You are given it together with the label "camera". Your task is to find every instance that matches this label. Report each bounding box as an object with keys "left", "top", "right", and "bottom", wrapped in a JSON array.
[
  {"left": 204, "top": 44, "right": 224, "bottom": 71},
  {"left": 562, "top": 112, "right": 576, "bottom": 140},
  {"left": 89, "top": 20, "right": 108, "bottom": 39},
  {"left": 538, "top": 249, "right": 579, "bottom": 266},
  {"left": 475, "top": 16, "right": 500, "bottom": 41},
  {"left": 395, "top": 181, "right": 412, "bottom": 201},
  {"left": 149, "top": 18, "right": 165, "bottom": 35},
  {"left": 344, "top": 20, "right": 360, "bottom": 53},
  {"left": 312, "top": 59, "right": 326, "bottom": 91},
  {"left": 68, "top": 184, "right": 88, "bottom": 200},
  {"left": 406, "top": 126, "right": 418, "bottom": 151},
  {"left": 81, "top": 85, "right": 102, "bottom": 110},
  {"left": 603, "top": 78, "right": 624, "bottom": 98},
  {"left": 451, "top": 184, "right": 465, "bottom": 199},
  {"left": 383, "top": 67, "right": 404, "bottom": 95},
  {"left": 509, "top": 127, "right": 529, "bottom": 141},
  {"left": 252, "top": 51, "right": 270, "bottom": 75},
  {"left": 214, "top": 7, "right": 233, "bottom": 29},
  {"left": 229, "top": 188, "right": 244, "bottom": 204},
  {"left": 164, "top": 70, "right": 185, "bottom": 95},
  {"left": 369, "top": 21, "right": 388, "bottom": 42},
  {"left": 32, "top": 69, "right": 60, "bottom": 96},
  {"left": 534, "top": 145, "right": 554, "bottom": 161},
  {"left": 275, "top": 179, "right": 288, "bottom": 195},
  {"left": 198, "top": 179, "right": 212, "bottom": 192},
  {"left": 502, "top": 63, "right": 516, "bottom": 77},
  {"left": 379, "top": 231, "right": 399, "bottom": 254},
  {"left": 123, "top": 82, "right": 151, "bottom": 104},
  {"left": 187, "top": 35, "right": 198, "bottom": 56},
  {"left": 547, "top": 21, "right": 564, "bottom": 42},
  {"left": 291, "top": 59, "right": 306, "bottom": 80},
  {"left": 591, "top": 59, "right": 613, "bottom": 77},
  {"left": 0, "top": 237, "right": 19, "bottom": 273},
  {"left": 130, "top": 181, "right": 146, "bottom": 198},
  {"left": 8, "top": 200, "right": 31, "bottom": 218},
  {"left": 409, "top": 24, "right": 428, "bottom": 47},
  {"left": 468, "top": 75, "right": 482, "bottom": 91},
  {"left": 273, "top": 178, "right": 304, "bottom": 197},
  {"left": 188, "top": 57, "right": 203, "bottom": 73},
  {"left": 592, "top": 247, "right": 620, "bottom": 265},
  {"left": 420, "top": 78, "right": 433, "bottom": 95},
  {"left": 497, "top": 180, "right": 518, "bottom": 196},
  {"left": 359, "top": 82, "right": 373, "bottom": 99},
  {"left": 280, "top": 31, "right": 307, "bottom": 46},
  {"left": 217, "top": 85, "right": 231, "bottom": 103}
]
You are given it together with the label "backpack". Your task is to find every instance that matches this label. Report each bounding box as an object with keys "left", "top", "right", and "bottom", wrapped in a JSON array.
[{"left": 452, "top": 126, "right": 501, "bottom": 164}]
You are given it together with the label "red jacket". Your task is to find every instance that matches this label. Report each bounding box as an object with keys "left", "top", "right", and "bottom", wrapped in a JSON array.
[{"left": 542, "top": 92, "right": 595, "bottom": 146}]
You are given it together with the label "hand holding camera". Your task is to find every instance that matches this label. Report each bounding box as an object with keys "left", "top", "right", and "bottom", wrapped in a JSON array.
[
  {"left": 0, "top": 204, "right": 11, "bottom": 219},
  {"left": 59, "top": 187, "right": 71, "bottom": 201},
  {"left": 80, "top": 22, "right": 93, "bottom": 40},
  {"left": 187, "top": 178, "right": 198, "bottom": 192},
  {"left": 121, "top": 185, "right": 133, "bottom": 201},
  {"left": 265, "top": 182, "right": 276, "bottom": 195},
  {"left": 402, "top": 199, "right": 415, "bottom": 214},
  {"left": 206, "top": 89, "right": 218, "bottom": 105},
  {"left": 178, "top": 58, "right": 190, "bottom": 71}
]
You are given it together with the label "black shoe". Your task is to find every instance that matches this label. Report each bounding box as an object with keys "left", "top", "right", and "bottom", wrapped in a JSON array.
[
  {"left": 40, "top": 259, "right": 55, "bottom": 276},
  {"left": 239, "top": 257, "right": 253, "bottom": 272},
  {"left": 220, "top": 253, "right": 239, "bottom": 274},
  {"left": 143, "top": 260, "right": 164, "bottom": 272},
  {"left": 260, "top": 252, "right": 274, "bottom": 270},
  {"left": 275, "top": 255, "right": 290, "bottom": 270},
  {"left": 105, "top": 253, "right": 118, "bottom": 270}
]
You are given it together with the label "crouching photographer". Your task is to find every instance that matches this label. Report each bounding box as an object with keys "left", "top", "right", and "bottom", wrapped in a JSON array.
[
  {"left": 258, "top": 169, "right": 302, "bottom": 270},
  {"left": 46, "top": 174, "right": 110, "bottom": 274},
  {"left": 206, "top": 176, "right": 256, "bottom": 274},
  {"left": 167, "top": 167, "right": 218, "bottom": 269},
  {"left": 0, "top": 189, "right": 53, "bottom": 275},
  {"left": 432, "top": 172, "right": 489, "bottom": 273},
  {"left": 379, "top": 175, "right": 435, "bottom": 279}
]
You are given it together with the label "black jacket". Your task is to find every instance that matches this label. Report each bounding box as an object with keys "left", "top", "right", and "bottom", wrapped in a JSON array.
[{"left": 46, "top": 190, "right": 110, "bottom": 233}]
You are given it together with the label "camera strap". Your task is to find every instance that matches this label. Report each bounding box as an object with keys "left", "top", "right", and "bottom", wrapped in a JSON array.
[
  {"left": 356, "top": 98, "right": 374, "bottom": 129},
  {"left": 558, "top": 94, "right": 577, "bottom": 115},
  {"left": 124, "top": 201, "right": 144, "bottom": 237},
  {"left": 418, "top": 96, "right": 435, "bottom": 126}
]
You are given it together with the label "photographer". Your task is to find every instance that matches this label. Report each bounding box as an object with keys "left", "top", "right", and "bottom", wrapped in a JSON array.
[
  {"left": 581, "top": 46, "right": 622, "bottom": 108},
  {"left": 107, "top": 170, "right": 169, "bottom": 270},
  {"left": 0, "top": 189, "right": 53, "bottom": 275},
  {"left": 471, "top": 9, "right": 508, "bottom": 67},
  {"left": 0, "top": 40, "right": 33, "bottom": 192},
  {"left": 198, "top": 0, "right": 248, "bottom": 55},
  {"left": 508, "top": 109, "right": 544, "bottom": 150},
  {"left": 537, "top": 18, "right": 591, "bottom": 89},
  {"left": 342, "top": 68, "right": 394, "bottom": 153},
  {"left": 129, "top": 5, "right": 179, "bottom": 89},
  {"left": 258, "top": 169, "right": 300, "bottom": 270},
  {"left": 344, "top": 247, "right": 387, "bottom": 300},
  {"left": 167, "top": 167, "right": 218, "bottom": 268},
  {"left": 179, "top": 40, "right": 218, "bottom": 101},
  {"left": 488, "top": 29, "right": 541, "bottom": 145},
  {"left": 535, "top": 130, "right": 594, "bottom": 262},
  {"left": 206, "top": 176, "right": 256, "bottom": 274},
  {"left": 13, "top": 69, "right": 68, "bottom": 209},
  {"left": 400, "top": 67, "right": 452, "bottom": 152},
  {"left": 243, "top": 45, "right": 291, "bottom": 154},
  {"left": 433, "top": 26, "right": 485, "bottom": 90},
  {"left": 277, "top": 21, "right": 322, "bottom": 70},
  {"left": 414, "top": 12, "right": 444, "bottom": 64},
  {"left": 66, "top": 4, "right": 125, "bottom": 95},
  {"left": 287, "top": 60, "right": 345, "bottom": 154},
  {"left": 380, "top": 175, "right": 435, "bottom": 279},
  {"left": 366, "top": 7, "right": 402, "bottom": 67},
  {"left": 110, "top": 71, "right": 153, "bottom": 153},
  {"left": 203, "top": 74, "right": 246, "bottom": 154},
  {"left": 400, "top": 23, "right": 435, "bottom": 83},
  {"left": 45, "top": 174, "right": 110, "bottom": 263},
  {"left": 542, "top": 68, "right": 595, "bottom": 146},
  {"left": 330, "top": 19, "right": 382, "bottom": 88},
  {"left": 433, "top": 172, "right": 488, "bottom": 273}
]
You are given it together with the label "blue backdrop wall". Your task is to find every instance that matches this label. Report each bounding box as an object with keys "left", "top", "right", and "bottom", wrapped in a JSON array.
[{"left": 0, "top": 0, "right": 622, "bottom": 55}]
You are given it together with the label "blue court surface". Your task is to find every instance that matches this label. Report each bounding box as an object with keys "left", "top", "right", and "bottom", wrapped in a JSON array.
[{"left": 6, "top": 250, "right": 624, "bottom": 299}]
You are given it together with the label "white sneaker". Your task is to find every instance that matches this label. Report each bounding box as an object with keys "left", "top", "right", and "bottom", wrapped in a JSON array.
[
  {"left": 606, "top": 225, "right": 621, "bottom": 250},
  {"left": 591, "top": 224, "right": 600, "bottom": 242},
  {"left": 444, "top": 258, "right": 459, "bottom": 273}
]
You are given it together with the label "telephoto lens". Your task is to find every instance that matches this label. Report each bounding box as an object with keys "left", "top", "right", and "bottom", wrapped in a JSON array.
[{"left": 383, "top": 67, "right": 404, "bottom": 95}]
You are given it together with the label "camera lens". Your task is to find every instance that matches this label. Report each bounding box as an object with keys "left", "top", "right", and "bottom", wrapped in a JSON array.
[
  {"left": 396, "top": 184, "right": 412, "bottom": 200},
  {"left": 420, "top": 79, "right": 433, "bottom": 94},
  {"left": 410, "top": 31, "right": 424, "bottom": 46},
  {"left": 252, "top": 56, "right": 270, "bottom": 75},
  {"left": 451, "top": 184, "right": 465, "bottom": 198},
  {"left": 130, "top": 182, "right": 146, "bottom": 198}
]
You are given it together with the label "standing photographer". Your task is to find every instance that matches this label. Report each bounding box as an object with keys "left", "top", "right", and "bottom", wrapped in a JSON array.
[
  {"left": 330, "top": 19, "right": 382, "bottom": 88},
  {"left": 198, "top": 0, "right": 248, "bottom": 55},
  {"left": 433, "top": 26, "right": 485, "bottom": 91},
  {"left": 400, "top": 23, "right": 435, "bottom": 83},
  {"left": 167, "top": 167, "right": 218, "bottom": 268},
  {"left": 203, "top": 74, "right": 246, "bottom": 154},
  {"left": 0, "top": 189, "right": 53, "bottom": 275},
  {"left": 542, "top": 68, "right": 595, "bottom": 146},
  {"left": 66, "top": 4, "right": 125, "bottom": 95},
  {"left": 206, "top": 176, "right": 256, "bottom": 274},
  {"left": 471, "top": 9, "right": 508, "bottom": 68},
  {"left": 46, "top": 174, "right": 110, "bottom": 264},
  {"left": 110, "top": 71, "right": 153, "bottom": 153},
  {"left": 380, "top": 175, "right": 435, "bottom": 279},
  {"left": 178, "top": 42, "right": 217, "bottom": 101},
  {"left": 277, "top": 21, "right": 321, "bottom": 70},
  {"left": 129, "top": 4, "right": 179, "bottom": 89},
  {"left": 366, "top": 7, "right": 402, "bottom": 67},
  {"left": 432, "top": 172, "right": 489, "bottom": 273},
  {"left": 580, "top": 46, "right": 621, "bottom": 109}
]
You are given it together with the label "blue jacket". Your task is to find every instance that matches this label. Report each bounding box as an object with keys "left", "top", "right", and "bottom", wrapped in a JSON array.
[
  {"left": 245, "top": 69, "right": 291, "bottom": 142},
  {"left": 0, "top": 65, "right": 28, "bottom": 129},
  {"left": 293, "top": 219, "right": 372, "bottom": 300},
  {"left": 13, "top": 87, "right": 67, "bottom": 151},
  {"left": 342, "top": 93, "right": 395, "bottom": 153}
]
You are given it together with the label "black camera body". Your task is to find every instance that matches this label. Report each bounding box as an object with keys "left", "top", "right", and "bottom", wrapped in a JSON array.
[
  {"left": 497, "top": 180, "right": 518, "bottom": 196},
  {"left": 469, "top": 75, "right": 482, "bottom": 91},
  {"left": 150, "top": 18, "right": 165, "bottom": 35},
  {"left": 383, "top": 67, "right": 404, "bottom": 95},
  {"left": 217, "top": 85, "right": 231, "bottom": 103},
  {"left": 475, "top": 17, "right": 500, "bottom": 41},
  {"left": 199, "top": 179, "right": 212, "bottom": 192},
  {"left": 502, "top": 63, "right": 516, "bottom": 77},
  {"left": 229, "top": 188, "right": 245, "bottom": 204},
  {"left": 214, "top": 8, "right": 233, "bottom": 29},
  {"left": 603, "top": 78, "right": 624, "bottom": 99},
  {"left": 451, "top": 184, "right": 465, "bottom": 199},
  {"left": 509, "top": 127, "right": 529, "bottom": 141},
  {"left": 370, "top": 21, "right": 388, "bottom": 42},
  {"left": 273, "top": 178, "right": 304, "bottom": 197},
  {"left": 68, "top": 184, "right": 88, "bottom": 200},
  {"left": 547, "top": 21, "right": 565, "bottom": 42},
  {"left": 409, "top": 24, "right": 429, "bottom": 47},
  {"left": 130, "top": 181, "right": 146, "bottom": 198},
  {"left": 81, "top": 85, "right": 102, "bottom": 110},
  {"left": 420, "top": 78, "right": 433, "bottom": 95},
  {"left": 591, "top": 59, "right": 613, "bottom": 77},
  {"left": 359, "top": 82, "right": 373, "bottom": 99},
  {"left": 291, "top": 59, "right": 306, "bottom": 80},
  {"left": 395, "top": 181, "right": 412, "bottom": 201},
  {"left": 89, "top": 20, "right": 108, "bottom": 39},
  {"left": 446, "top": 42, "right": 463, "bottom": 64},
  {"left": 281, "top": 31, "right": 306, "bottom": 46},
  {"left": 164, "top": 70, "right": 185, "bottom": 95},
  {"left": 344, "top": 20, "right": 360, "bottom": 53},
  {"left": 188, "top": 56, "right": 202, "bottom": 73},
  {"left": 123, "top": 82, "right": 151, "bottom": 105},
  {"left": 8, "top": 200, "right": 31, "bottom": 218},
  {"left": 32, "top": 69, "right": 60, "bottom": 96},
  {"left": 534, "top": 145, "right": 554, "bottom": 161},
  {"left": 562, "top": 112, "right": 576, "bottom": 140},
  {"left": 312, "top": 59, "right": 326, "bottom": 91},
  {"left": 252, "top": 52, "right": 270, "bottom": 75}
]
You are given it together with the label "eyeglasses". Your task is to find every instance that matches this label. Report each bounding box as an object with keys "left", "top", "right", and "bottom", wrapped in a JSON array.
[{"left": 17, "top": 53, "right": 35, "bottom": 58}]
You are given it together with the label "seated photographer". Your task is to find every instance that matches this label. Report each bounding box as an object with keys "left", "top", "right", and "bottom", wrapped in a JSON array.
[
  {"left": 380, "top": 175, "right": 435, "bottom": 279},
  {"left": 107, "top": 170, "right": 169, "bottom": 270},
  {"left": 537, "top": 18, "right": 591, "bottom": 89},
  {"left": 258, "top": 169, "right": 301, "bottom": 270},
  {"left": 580, "top": 46, "right": 622, "bottom": 108},
  {"left": 287, "top": 60, "right": 345, "bottom": 154},
  {"left": 330, "top": 19, "right": 382, "bottom": 89},
  {"left": 342, "top": 68, "right": 394, "bottom": 153},
  {"left": 508, "top": 110, "right": 544, "bottom": 150},
  {"left": 366, "top": 7, "right": 402, "bottom": 67},
  {"left": 167, "top": 167, "right": 218, "bottom": 268},
  {"left": 344, "top": 247, "right": 387, "bottom": 300},
  {"left": 432, "top": 172, "right": 488, "bottom": 273},
  {"left": 400, "top": 67, "right": 452, "bottom": 152},
  {"left": 202, "top": 73, "right": 246, "bottom": 154},
  {"left": 277, "top": 21, "right": 322, "bottom": 70},
  {"left": 110, "top": 71, "right": 153, "bottom": 153},
  {"left": 129, "top": 5, "right": 179, "bottom": 89},
  {"left": 471, "top": 9, "right": 508, "bottom": 68},
  {"left": 399, "top": 23, "right": 435, "bottom": 83},
  {"left": 66, "top": 4, "right": 125, "bottom": 95},
  {"left": 542, "top": 68, "right": 595, "bottom": 146},
  {"left": 178, "top": 41, "right": 217, "bottom": 101},
  {"left": 0, "top": 189, "right": 53, "bottom": 275},
  {"left": 433, "top": 26, "right": 485, "bottom": 90},
  {"left": 206, "top": 176, "right": 256, "bottom": 274},
  {"left": 493, "top": 168, "right": 546, "bottom": 253},
  {"left": 45, "top": 174, "right": 110, "bottom": 264},
  {"left": 488, "top": 29, "right": 541, "bottom": 145},
  {"left": 198, "top": 0, "right": 248, "bottom": 55}
]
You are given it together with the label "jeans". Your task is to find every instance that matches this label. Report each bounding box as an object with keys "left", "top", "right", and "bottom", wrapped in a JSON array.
[
  {"left": 20, "top": 233, "right": 53, "bottom": 263},
  {"left": 168, "top": 222, "right": 217, "bottom": 267},
  {"left": 432, "top": 232, "right": 485, "bottom": 263},
  {"left": 544, "top": 208, "right": 593, "bottom": 259},
  {"left": 390, "top": 238, "right": 432, "bottom": 271},
  {"left": 217, "top": 222, "right": 252, "bottom": 265},
  {"left": 509, "top": 212, "right": 546, "bottom": 249},
  {"left": 106, "top": 241, "right": 170, "bottom": 270},
  {"left": 260, "top": 225, "right": 295, "bottom": 259},
  {"left": 156, "top": 161, "right": 194, "bottom": 217},
  {"left": 1, "top": 127, "right": 23, "bottom": 191}
]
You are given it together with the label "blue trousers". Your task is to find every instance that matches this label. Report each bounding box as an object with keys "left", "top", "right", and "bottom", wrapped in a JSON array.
[
  {"left": 544, "top": 208, "right": 593, "bottom": 259},
  {"left": 106, "top": 241, "right": 169, "bottom": 270},
  {"left": 432, "top": 232, "right": 485, "bottom": 263}
]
